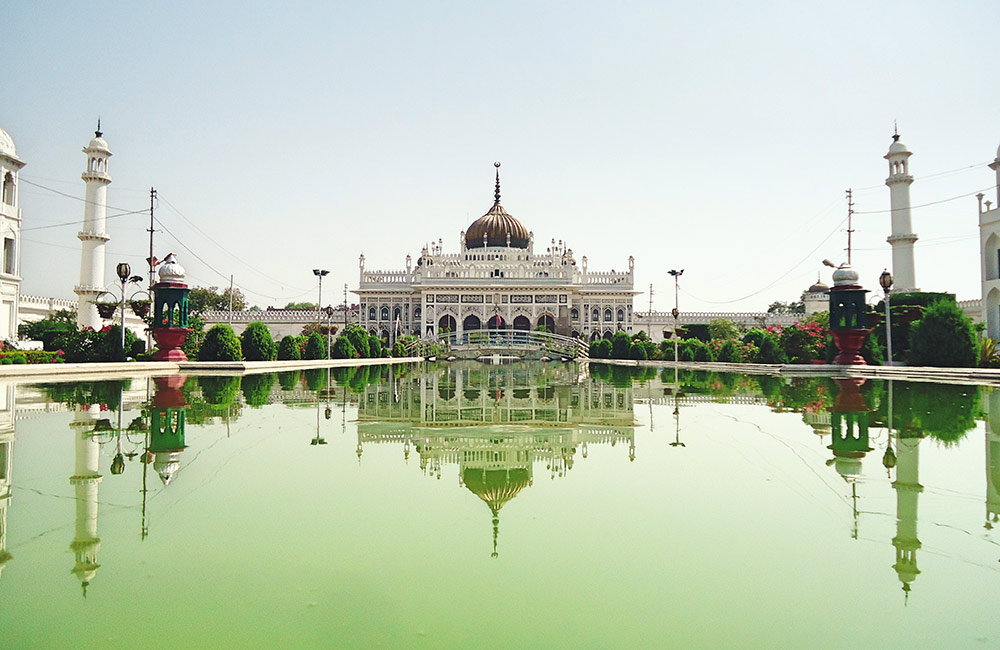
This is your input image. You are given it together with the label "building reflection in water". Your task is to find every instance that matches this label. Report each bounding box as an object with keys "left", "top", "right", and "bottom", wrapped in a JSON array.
[
  {"left": 826, "top": 378, "right": 873, "bottom": 541},
  {"left": 984, "top": 388, "right": 1000, "bottom": 530},
  {"left": 356, "top": 362, "right": 636, "bottom": 556},
  {"left": 0, "top": 383, "right": 15, "bottom": 581},
  {"left": 69, "top": 402, "right": 104, "bottom": 597}
]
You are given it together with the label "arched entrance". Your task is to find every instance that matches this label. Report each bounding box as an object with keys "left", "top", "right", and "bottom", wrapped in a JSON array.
[
  {"left": 603, "top": 331, "right": 613, "bottom": 340},
  {"left": 536, "top": 314, "right": 555, "bottom": 333},
  {"left": 591, "top": 330, "right": 601, "bottom": 342},
  {"left": 463, "top": 315, "right": 482, "bottom": 331},
  {"left": 513, "top": 315, "right": 530, "bottom": 331},
  {"left": 487, "top": 314, "right": 505, "bottom": 329},
  {"left": 438, "top": 315, "right": 456, "bottom": 334}
]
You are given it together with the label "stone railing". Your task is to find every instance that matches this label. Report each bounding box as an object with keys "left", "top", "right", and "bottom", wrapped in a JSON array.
[
  {"left": 635, "top": 310, "right": 804, "bottom": 327},
  {"left": 360, "top": 270, "right": 414, "bottom": 284},
  {"left": 202, "top": 309, "right": 357, "bottom": 323},
  {"left": 582, "top": 271, "right": 632, "bottom": 285}
]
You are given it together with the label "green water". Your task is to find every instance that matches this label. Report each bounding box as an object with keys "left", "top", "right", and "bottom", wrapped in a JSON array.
[{"left": 1, "top": 363, "right": 998, "bottom": 649}]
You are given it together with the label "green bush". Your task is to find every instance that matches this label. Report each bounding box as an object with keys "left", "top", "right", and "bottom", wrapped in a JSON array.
[
  {"left": 19, "top": 309, "right": 77, "bottom": 350},
  {"left": 199, "top": 375, "right": 240, "bottom": 405},
  {"left": 611, "top": 331, "right": 631, "bottom": 359},
  {"left": 658, "top": 339, "right": 675, "bottom": 361},
  {"left": 909, "top": 299, "right": 977, "bottom": 367},
  {"left": 51, "top": 328, "right": 104, "bottom": 363},
  {"left": 779, "top": 322, "right": 825, "bottom": 364},
  {"left": 756, "top": 333, "right": 787, "bottom": 364},
  {"left": 343, "top": 324, "right": 371, "bottom": 359},
  {"left": 708, "top": 319, "right": 740, "bottom": 341},
  {"left": 682, "top": 324, "right": 711, "bottom": 342},
  {"left": 198, "top": 324, "right": 242, "bottom": 361},
  {"left": 241, "top": 321, "right": 277, "bottom": 361},
  {"left": 182, "top": 314, "right": 206, "bottom": 360},
  {"left": 590, "top": 339, "right": 611, "bottom": 359},
  {"left": 628, "top": 342, "right": 648, "bottom": 360},
  {"left": 392, "top": 340, "right": 408, "bottom": 357},
  {"left": 304, "top": 332, "right": 326, "bottom": 359},
  {"left": 717, "top": 339, "right": 739, "bottom": 362},
  {"left": 278, "top": 370, "right": 301, "bottom": 391},
  {"left": 332, "top": 335, "right": 357, "bottom": 359},
  {"left": 692, "top": 340, "right": 715, "bottom": 362},
  {"left": 369, "top": 335, "right": 383, "bottom": 358},
  {"left": 678, "top": 339, "right": 697, "bottom": 361},
  {"left": 304, "top": 368, "right": 327, "bottom": 391},
  {"left": 277, "top": 335, "right": 301, "bottom": 361}
]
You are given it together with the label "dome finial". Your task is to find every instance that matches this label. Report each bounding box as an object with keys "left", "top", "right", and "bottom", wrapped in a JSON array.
[
  {"left": 893, "top": 119, "right": 899, "bottom": 142},
  {"left": 95, "top": 117, "right": 102, "bottom": 138},
  {"left": 493, "top": 161, "right": 501, "bottom": 205}
]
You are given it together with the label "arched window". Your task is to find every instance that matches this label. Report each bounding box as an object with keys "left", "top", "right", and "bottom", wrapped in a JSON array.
[
  {"left": 592, "top": 308, "right": 600, "bottom": 322},
  {"left": 393, "top": 307, "right": 401, "bottom": 322},
  {"left": 1, "top": 173, "right": 13, "bottom": 206},
  {"left": 617, "top": 309, "right": 624, "bottom": 321},
  {"left": 570, "top": 308, "right": 579, "bottom": 320},
  {"left": 604, "top": 309, "right": 612, "bottom": 322},
  {"left": 380, "top": 306, "right": 389, "bottom": 321},
  {"left": 368, "top": 306, "right": 377, "bottom": 320},
  {"left": 414, "top": 306, "right": 422, "bottom": 320}
]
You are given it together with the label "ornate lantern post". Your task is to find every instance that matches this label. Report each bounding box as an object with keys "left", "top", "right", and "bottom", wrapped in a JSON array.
[
  {"left": 879, "top": 269, "right": 894, "bottom": 364},
  {"left": 150, "top": 253, "right": 192, "bottom": 361},
  {"left": 828, "top": 263, "right": 870, "bottom": 365}
]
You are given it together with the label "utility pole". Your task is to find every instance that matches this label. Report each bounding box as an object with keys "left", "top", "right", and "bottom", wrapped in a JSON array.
[
  {"left": 845, "top": 188, "right": 854, "bottom": 265},
  {"left": 228, "top": 275, "right": 234, "bottom": 324},
  {"left": 147, "top": 188, "right": 156, "bottom": 291},
  {"left": 648, "top": 284, "right": 653, "bottom": 338},
  {"left": 343, "top": 283, "right": 348, "bottom": 329}
]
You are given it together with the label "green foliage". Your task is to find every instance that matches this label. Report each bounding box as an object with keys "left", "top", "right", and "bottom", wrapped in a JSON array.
[
  {"left": 38, "top": 379, "right": 130, "bottom": 408},
  {"left": 908, "top": 299, "right": 977, "bottom": 367},
  {"left": 241, "top": 321, "right": 277, "bottom": 361},
  {"left": 368, "top": 335, "right": 383, "bottom": 358},
  {"left": 304, "top": 368, "right": 327, "bottom": 391},
  {"left": 304, "top": 332, "right": 327, "bottom": 359},
  {"left": 878, "top": 381, "right": 980, "bottom": 444},
  {"left": 392, "top": 339, "right": 408, "bottom": 357},
  {"left": 777, "top": 322, "right": 826, "bottom": 364},
  {"left": 331, "top": 335, "right": 356, "bottom": 359},
  {"left": 755, "top": 332, "right": 787, "bottom": 364},
  {"left": 51, "top": 328, "right": 103, "bottom": 362},
  {"left": 198, "top": 324, "right": 242, "bottom": 361},
  {"left": 188, "top": 285, "right": 247, "bottom": 314},
  {"left": 692, "top": 339, "right": 715, "bottom": 362},
  {"left": 658, "top": 339, "right": 675, "bottom": 361},
  {"left": 590, "top": 339, "right": 612, "bottom": 359},
  {"left": 0, "top": 350, "right": 64, "bottom": 364},
  {"left": 102, "top": 324, "right": 140, "bottom": 362},
  {"left": 708, "top": 318, "right": 740, "bottom": 341},
  {"left": 18, "top": 309, "right": 76, "bottom": 349},
  {"left": 277, "top": 335, "right": 301, "bottom": 361},
  {"left": 611, "top": 331, "right": 631, "bottom": 359},
  {"left": 182, "top": 314, "right": 206, "bottom": 360},
  {"left": 717, "top": 339, "right": 739, "bottom": 362},
  {"left": 285, "top": 301, "right": 318, "bottom": 310},
  {"left": 628, "top": 342, "right": 648, "bottom": 360},
  {"left": 767, "top": 299, "right": 805, "bottom": 314},
  {"left": 742, "top": 328, "right": 768, "bottom": 349},
  {"left": 342, "top": 324, "right": 371, "bottom": 358},
  {"left": 241, "top": 373, "right": 275, "bottom": 407},
  {"left": 681, "top": 324, "right": 710, "bottom": 342},
  {"left": 632, "top": 330, "right": 650, "bottom": 342},
  {"left": 979, "top": 337, "right": 1000, "bottom": 368},
  {"left": 198, "top": 375, "right": 240, "bottom": 406}
]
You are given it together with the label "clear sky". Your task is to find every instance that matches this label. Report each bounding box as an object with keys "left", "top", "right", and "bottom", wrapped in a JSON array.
[{"left": 5, "top": 1, "right": 999, "bottom": 312}]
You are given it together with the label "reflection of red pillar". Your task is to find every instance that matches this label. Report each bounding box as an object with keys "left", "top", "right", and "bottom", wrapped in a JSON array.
[
  {"left": 152, "top": 375, "right": 187, "bottom": 408},
  {"left": 831, "top": 377, "right": 868, "bottom": 413},
  {"left": 831, "top": 329, "right": 871, "bottom": 365}
]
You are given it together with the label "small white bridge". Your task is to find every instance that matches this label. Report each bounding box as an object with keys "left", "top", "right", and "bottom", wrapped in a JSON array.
[{"left": 409, "top": 329, "right": 589, "bottom": 360}]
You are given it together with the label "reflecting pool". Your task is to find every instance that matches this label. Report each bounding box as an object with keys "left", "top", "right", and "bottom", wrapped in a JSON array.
[{"left": 1, "top": 362, "right": 999, "bottom": 648}]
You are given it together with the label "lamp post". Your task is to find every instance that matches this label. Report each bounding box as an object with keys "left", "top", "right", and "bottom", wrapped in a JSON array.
[
  {"left": 313, "top": 269, "right": 329, "bottom": 322},
  {"left": 880, "top": 269, "right": 893, "bottom": 365},
  {"left": 324, "top": 305, "right": 334, "bottom": 359},
  {"left": 668, "top": 269, "right": 684, "bottom": 364},
  {"left": 114, "top": 262, "right": 144, "bottom": 359}
]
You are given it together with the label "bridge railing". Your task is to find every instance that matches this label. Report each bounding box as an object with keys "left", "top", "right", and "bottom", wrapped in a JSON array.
[{"left": 407, "top": 329, "right": 589, "bottom": 358}]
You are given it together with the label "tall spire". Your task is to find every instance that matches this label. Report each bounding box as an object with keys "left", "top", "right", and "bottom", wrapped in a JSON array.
[
  {"left": 95, "top": 118, "right": 102, "bottom": 138},
  {"left": 893, "top": 119, "right": 899, "bottom": 141},
  {"left": 493, "top": 161, "right": 501, "bottom": 205}
]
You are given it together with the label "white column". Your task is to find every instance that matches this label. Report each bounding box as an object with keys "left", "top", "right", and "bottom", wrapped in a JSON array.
[
  {"left": 75, "top": 129, "right": 112, "bottom": 330},
  {"left": 885, "top": 135, "right": 918, "bottom": 292}
]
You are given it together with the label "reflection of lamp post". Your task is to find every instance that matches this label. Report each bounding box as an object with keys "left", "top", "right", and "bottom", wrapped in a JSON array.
[
  {"left": 669, "top": 269, "right": 683, "bottom": 363},
  {"left": 313, "top": 268, "right": 328, "bottom": 322},
  {"left": 880, "top": 269, "right": 894, "bottom": 364},
  {"left": 670, "top": 380, "right": 685, "bottom": 447},
  {"left": 324, "top": 305, "right": 334, "bottom": 359}
]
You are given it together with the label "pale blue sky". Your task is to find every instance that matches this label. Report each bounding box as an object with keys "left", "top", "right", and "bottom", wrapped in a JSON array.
[{"left": 6, "top": 1, "right": 999, "bottom": 311}]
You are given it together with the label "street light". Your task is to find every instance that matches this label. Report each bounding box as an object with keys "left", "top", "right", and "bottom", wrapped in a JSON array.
[
  {"left": 879, "top": 269, "right": 893, "bottom": 364},
  {"left": 113, "top": 262, "right": 143, "bottom": 359},
  {"left": 668, "top": 269, "right": 684, "bottom": 364},
  {"left": 313, "top": 269, "right": 329, "bottom": 321},
  {"left": 324, "top": 305, "right": 334, "bottom": 359}
]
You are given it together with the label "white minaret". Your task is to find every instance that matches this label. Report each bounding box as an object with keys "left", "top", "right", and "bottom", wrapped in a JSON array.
[
  {"left": 74, "top": 123, "right": 112, "bottom": 330},
  {"left": 885, "top": 131, "right": 918, "bottom": 292}
]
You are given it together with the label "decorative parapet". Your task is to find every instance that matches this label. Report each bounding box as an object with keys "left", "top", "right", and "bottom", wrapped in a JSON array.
[
  {"left": 20, "top": 295, "right": 77, "bottom": 311},
  {"left": 634, "top": 310, "right": 804, "bottom": 327},
  {"left": 202, "top": 308, "right": 359, "bottom": 324}
]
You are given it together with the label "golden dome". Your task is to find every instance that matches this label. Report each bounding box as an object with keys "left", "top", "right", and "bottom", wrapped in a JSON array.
[
  {"left": 465, "top": 163, "right": 530, "bottom": 249},
  {"left": 463, "top": 467, "right": 530, "bottom": 514}
]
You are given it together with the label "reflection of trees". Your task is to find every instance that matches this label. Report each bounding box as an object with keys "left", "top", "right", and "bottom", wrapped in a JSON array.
[
  {"left": 306, "top": 369, "right": 328, "bottom": 391},
  {"left": 874, "top": 382, "right": 981, "bottom": 444},
  {"left": 198, "top": 376, "right": 240, "bottom": 406},
  {"left": 187, "top": 376, "right": 243, "bottom": 423},
  {"left": 37, "top": 379, "right": 131, "bottom": 409},
  {"left": 278, "top": 370, "right": 301, "bottom": 391},
  {"left": 241, "top": 373, "right": 275, "bottom": 408}
]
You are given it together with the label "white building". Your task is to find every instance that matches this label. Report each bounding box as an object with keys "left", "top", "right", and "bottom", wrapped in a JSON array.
[
  {"left": 0, "top": 129, "right": 24, "bottom": 340},
  {"left": 886, "top": 131, "right": 919, "bottom": 293},
  {"left": 356, "top": 164, "right": 637, "bottom": 342},
  {"left": 978, "top": 144, "right": 1000, "bottom": 339}
]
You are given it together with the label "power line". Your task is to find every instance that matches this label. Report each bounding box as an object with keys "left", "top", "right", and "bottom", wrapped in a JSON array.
[
  {"left": 854, "top": 185, "right": 995, "bottom": 214},
  {"left": 851, "top": 159, "right": 994, "bottom": 193}
]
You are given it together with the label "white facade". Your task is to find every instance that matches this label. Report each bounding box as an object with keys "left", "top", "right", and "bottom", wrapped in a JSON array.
[
  {"left": 75, "top": 126, "right": 113, "bottom": 330},
  {"left": 978, "top": 144, "right": 1000, "bottom": 339},
  {"left": 885, "top": 133, "right": 919, "bottom": 292},
  {"left": 356, "top": 168, "right": 637, "bottom": 342},
  {"left": 0, "top": 129, "right": 24, "bottom": 340}
]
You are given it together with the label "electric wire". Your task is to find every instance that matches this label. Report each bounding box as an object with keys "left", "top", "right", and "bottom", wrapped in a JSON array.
[{"left": 854, "top": 185, "right": 996, "bottom": 214}]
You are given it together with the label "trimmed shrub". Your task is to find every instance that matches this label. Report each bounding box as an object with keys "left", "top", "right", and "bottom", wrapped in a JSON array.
[
  {"left": 343, "top": 325, "right": 370, "bottom": 359},
  {"left": 756, "top": 333, "right": 787, "bottom": 364},
  {"left": 682, "top": 324, "right": 711, "bottom": 342},
  {"left": 590, "top": 339, "right": 612, "bottom": 359},
  {"left": 658, "top": 339, "right": 675, "bottom": 361},
  {"left": 278, "top": 370, "right": 301, "bottom": 391},
  {"left": 277, "top": 335, "right": 301, "bottom": 361},
  {"left": 392, "top": 340, "right": 408, "bottom": 357},
  {"left": 241, "top": 373, "right": 275, "bottom": 407},
  {"left": 369, "top": 335, "right": 383, "bottom": 359},
  {"left": 692, "top": 340, "right": 715, "bottom": 362},
  {"left": 199, "top": 375, "right": 240, "bottom": 405},
  {"left": 628, "top": 342, "right": 648, "bottom": 360},
  {"left": 241, "top": 321, "right": 277, "bottom": 361},
  {"left": 304, "top": 332, "right": 326, "bottom": 360},
  {"left": 332, "top": 335, "right": 357, "bottom": 359},
  {"left": 717, "top": 339, "right": 739, "bottom": 362},
  {"left": 199, "top": 324, "right": 242, "bottom": 361},
  {"left": 611, "top": 331, "right": 631, "bottom": 359},
  {"left": 909, "top": 299, "right": 977, "bottom": 367}
]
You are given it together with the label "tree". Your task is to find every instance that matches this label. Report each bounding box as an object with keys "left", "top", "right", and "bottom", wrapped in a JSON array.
[
  {"left": 199, "top": 324, "right": 242, "bottom": 361},
  {"left": 708, "top": 318, "right": 740, "bottom": 341},
  {"left": 611, "top": 331, "right": 631, "bottom": 359},
  {"left": 767, "top": 299, "right": 805, "bottom": 314},
  {"left": 285, "top": 301, "right": 318, "bottom": 310},
  {"left": 304, "top": 332, "right": 327, "bottom": 359},
  {"left": 277, "top": 335, "right": 301, "bottom": 361},
  {"left": 188, "top": 286, "right": 247, "bottom": 314},
  {"left": 909, "top": 299, "right": 977, "bottom": 367},
  {"left": 332, "top": 335, "right": 356, "bottom": 359},
  {"left": 241, "top": 321, "right": 277, "bottom": 361},
  {"left": 756, "top": 332, "right": 787, "bottom": 364}
]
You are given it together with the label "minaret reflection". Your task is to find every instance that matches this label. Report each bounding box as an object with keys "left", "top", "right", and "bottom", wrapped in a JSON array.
[
  {"left": 826, "top": 378, "right": 873, "bottom": 540},
  {"left": 148, "top": 376, "right": 188, "bottom": 486},
  {"left": 355, "top": 362, "right": 636, "bottom": 557},
  {"left": 984, "top": 388, "right": 1000, "bottom": 530},
  {"left": 69, "top": 404, "right": 103, "bottom": 597},
  {"left": 0, "top": 383, "right": 15, "bottom": 581}
]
